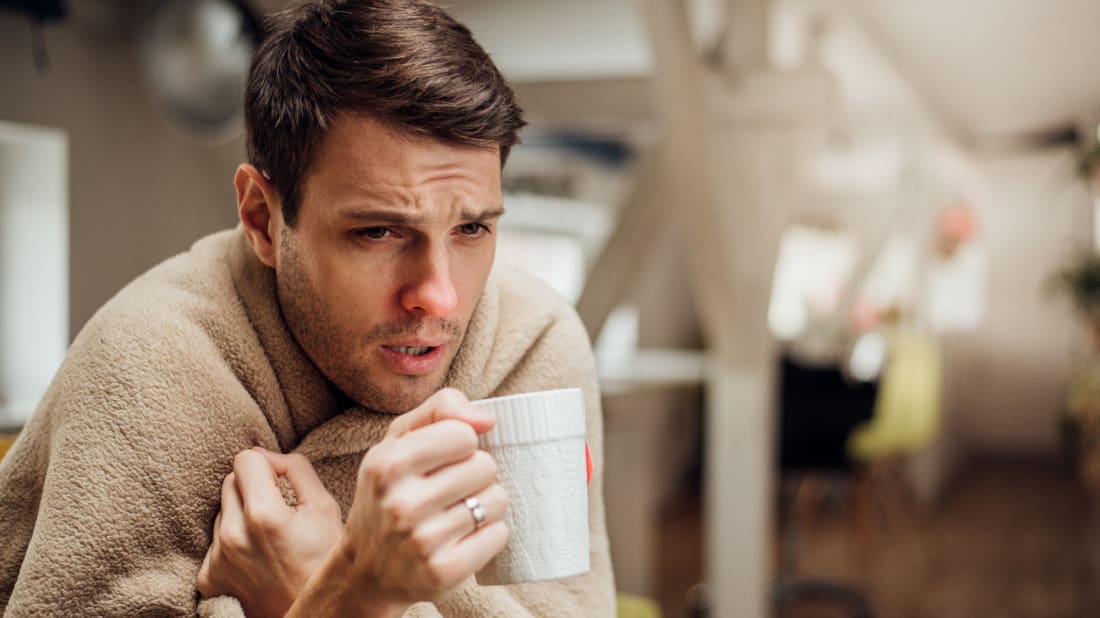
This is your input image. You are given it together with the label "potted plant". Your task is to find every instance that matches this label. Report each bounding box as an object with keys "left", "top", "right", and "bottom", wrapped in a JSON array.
[
  {"left": 1053, "top": 252, "right": 1100, "bottom": 348},
  {"left": 1077, "top": 138, "right": 1100, "bottom": 195},
  {"left": 1052, "top": 252, "right": 1100, "bottom": 484}
]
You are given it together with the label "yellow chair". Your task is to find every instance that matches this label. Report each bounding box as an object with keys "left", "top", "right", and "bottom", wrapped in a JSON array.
[
  {"left": 616, "top": 592, "right": 662, "bottom": 618},
  {"left": 848, "top": 332, "right": 942, "bottom": 460}
]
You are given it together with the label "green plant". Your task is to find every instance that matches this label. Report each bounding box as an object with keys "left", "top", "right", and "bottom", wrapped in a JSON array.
[
  {"left": 1078, "top": 140, "right": 1100, "bottom": 182},
  {"left": 1052, "top": 252, "right": 1100, "bottom": 320}
]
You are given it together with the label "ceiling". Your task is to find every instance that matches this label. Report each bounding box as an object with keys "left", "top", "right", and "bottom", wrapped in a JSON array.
[
  {"left": 86, "top": 0, "right": 1100, "bottom": 147},
  {"left": 446, "top": 0, "right": 1100, "bottom": 145},
  {"left": 847, "top": 0, "right": 1100, "bottom": 144}
]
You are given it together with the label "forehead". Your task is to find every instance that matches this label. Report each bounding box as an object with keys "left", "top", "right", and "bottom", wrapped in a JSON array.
[{"left": 303, "top": 114, "right": 502, "bottom": 207}]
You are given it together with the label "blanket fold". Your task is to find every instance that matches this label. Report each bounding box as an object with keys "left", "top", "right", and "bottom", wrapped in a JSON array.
[{"left": 0, "top": 228, "right": 615, "bottom": 616}]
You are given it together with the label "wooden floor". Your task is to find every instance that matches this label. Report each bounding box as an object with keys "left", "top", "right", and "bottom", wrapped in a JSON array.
[{"left": 655, "top": 456, "right": 1099, "bottom": 618}]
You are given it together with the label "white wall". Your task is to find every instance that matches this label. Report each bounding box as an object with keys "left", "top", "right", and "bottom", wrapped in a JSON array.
[
  {"left": 0, "top": 10, "right": 241, "bottom": 339},
  {"left": 953, "top": 148, "right": 1088, "bottom": 453}
]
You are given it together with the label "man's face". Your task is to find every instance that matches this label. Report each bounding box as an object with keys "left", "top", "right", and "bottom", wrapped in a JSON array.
[{"left": 273, "top": 114, "right": 502, "bottom": 414}]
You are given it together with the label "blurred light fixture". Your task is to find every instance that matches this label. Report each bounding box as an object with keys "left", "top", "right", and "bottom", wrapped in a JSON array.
[{"left": 139, "top": 0, "right": 263, "bottom": 143}]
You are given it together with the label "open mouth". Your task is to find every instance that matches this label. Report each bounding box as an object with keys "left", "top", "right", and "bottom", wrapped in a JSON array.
[
  {"left": 386, "top": 345, "right": 436, "bottom": 357},
  {"left": 380, "top": 343, "right": 446, "bottom": 376}
]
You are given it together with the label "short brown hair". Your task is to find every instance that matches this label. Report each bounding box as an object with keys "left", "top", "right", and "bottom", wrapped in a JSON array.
[{"left": 245, "top": 0, "right": 525, "bottom": 226}]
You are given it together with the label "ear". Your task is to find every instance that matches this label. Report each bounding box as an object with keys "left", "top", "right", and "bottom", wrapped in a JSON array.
[{"left": 235, "top": 164, "right": 280, "bottom": 268}]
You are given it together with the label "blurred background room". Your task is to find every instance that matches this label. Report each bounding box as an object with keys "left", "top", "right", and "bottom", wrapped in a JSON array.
[{"left": 3, "top": 0, "right": 1100, "bottom": 616}]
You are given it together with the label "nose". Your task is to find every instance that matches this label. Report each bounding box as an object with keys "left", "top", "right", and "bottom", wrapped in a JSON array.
[{"left": 398, "top": 243, "right": 459, "bottom": 317}]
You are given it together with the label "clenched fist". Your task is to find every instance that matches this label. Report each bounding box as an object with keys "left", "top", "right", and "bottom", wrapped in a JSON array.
[{"left": 198, "top": 388, "right": 510, "bottom": 617}]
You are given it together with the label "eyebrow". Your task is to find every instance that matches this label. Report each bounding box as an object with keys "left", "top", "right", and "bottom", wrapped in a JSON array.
[{"left": 338, "top": 206, "right": 506, "bottom": 226}]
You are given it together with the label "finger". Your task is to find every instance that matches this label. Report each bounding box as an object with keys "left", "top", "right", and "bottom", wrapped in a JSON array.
[
  {"left": 420, "top": 449, "right": 499, "bottom": 514},
  {"left": 432, "top": 519, "right": 509, "bottom": 582},
  {"left": 393, "top": 419, "right": 483, "bottom": 476},
  {"left": 450, "top": 483, "right": 507, "bottom": 540},
  {"left": 386, "top": 388, "right": 493, "bottom": 438},
  {"left": 221, "top": 471, "right": 244, "bottom": 524},
  {"left": 380, "top": 449, "right": 497, "bottom": 532},
  {"left": 409, "top": 484, "right": 507, "bottom": 561},
  {"left": 197, "top": 544, "right": 215, "bottom": 597},
  {"left": 198, "top": 511, "right": 223, "bottom": 598},
  {"left": 252, "top": 448, "right": 331, "bottom": 506},
  {"left": 218, "top": 476, "right": 248, "bottom": 549},
  {"left": 211, "top": 510, "right": 224, "bottom": 547},
  {"left": 232, "top": 449, "right": 285, "bottom": 510}
]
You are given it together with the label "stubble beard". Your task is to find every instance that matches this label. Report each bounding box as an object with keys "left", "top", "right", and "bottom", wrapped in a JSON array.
[{"left": 275, "top": 230, "right": 464, "bottom": 414}]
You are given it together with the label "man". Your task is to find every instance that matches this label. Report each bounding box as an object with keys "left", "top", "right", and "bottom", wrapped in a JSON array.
[{"left": 0, "top": 1, "right": 615, "bottom": 615}]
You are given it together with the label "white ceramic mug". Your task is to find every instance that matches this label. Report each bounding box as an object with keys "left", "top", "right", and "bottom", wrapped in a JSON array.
[{"left": 471, "top": 388, "right": 589, "bottom": 585}]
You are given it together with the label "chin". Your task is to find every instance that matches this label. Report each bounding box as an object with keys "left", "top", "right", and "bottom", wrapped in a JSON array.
[{"left": 351, "top": 374, "right": 444, "bottom": 415}]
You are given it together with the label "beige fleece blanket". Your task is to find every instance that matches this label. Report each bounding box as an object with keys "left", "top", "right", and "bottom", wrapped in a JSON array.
[{"left": 0, "top": 228, "right": 615, "bottom": 617}]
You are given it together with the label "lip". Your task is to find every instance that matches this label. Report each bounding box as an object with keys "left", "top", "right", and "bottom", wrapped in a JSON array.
[{"left": 379, "top": 342, "right": 448, "bottom": 376}]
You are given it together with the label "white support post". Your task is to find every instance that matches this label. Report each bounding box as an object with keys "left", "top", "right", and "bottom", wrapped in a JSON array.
[
  {"left": 634, "top": 0, "right": 835, "bottom": 615},
  {"left": 704, "top": 360, "right": 774, "bottom": 618},
  {"left": 723, "top": 0, "right": 770, "bottom": 76},
  {"left": 575, "top": 151, "right": 665, "bottom": 342}
]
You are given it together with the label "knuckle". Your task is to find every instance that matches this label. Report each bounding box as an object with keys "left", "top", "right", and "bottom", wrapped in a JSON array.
[
  {"left": 436, "top": 386, "right": 464, "bottom": 401},
  {"left": 361, "top": 450, "right": 401, "bottom": 489},
  {"left": 450, "top": 421, "right": 479, "bottom": 452},
  {"left": 217, "top": 521, "right": 246, "bottom": 550},
  {"left": 231, "top": 450, "right": 252, "bottom": 468},
  {"left": 357, "top": 452, "right": 377, "bottom": 483},
  {"left": 435, "top": 388, "right": 469, "bottom": 411},
  {"left": 383, "top": 495, "right": 417, "bottom": 531},
  {"left": 196, "top": 572, "right": 215, "bottom": 598},
  {"left": 473, "top": 449, "right": 497, "bottom": 476},
  {"left": 246, "top": 505, "right": 280, "bottom": 533},
  {"left": 462, "top": 420, "right": 479, "bottom": 443},
  {"left": 384, "top": 416, "right": 407, "bottom": 438},
  {"left": 408, "top": 527, "right": 435, "bottom": 559}
]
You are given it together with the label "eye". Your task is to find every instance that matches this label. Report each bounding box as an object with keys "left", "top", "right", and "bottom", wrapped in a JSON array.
[
  {"left": 355, "top": 226, "right": 393, "bottom": 240},
  {"left": 457, "top": 223, "right": 489, "bottom": 237}
]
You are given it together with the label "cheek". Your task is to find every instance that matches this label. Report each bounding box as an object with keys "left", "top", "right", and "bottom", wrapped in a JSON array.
[
  {"left": 452, "top": 246, "right": 495, "bottom": 313},
  {"left": 310, "top": 252, "right": 401, "bottom": 320}
]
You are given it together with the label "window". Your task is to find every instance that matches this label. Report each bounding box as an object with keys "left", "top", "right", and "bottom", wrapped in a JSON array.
[{"left": 0, "top": 122, "right": 68, "bottom": 425}]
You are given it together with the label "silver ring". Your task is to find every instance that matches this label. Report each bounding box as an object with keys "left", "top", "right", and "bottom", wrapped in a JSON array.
[{"left": 464, "top": 496, "right": 486, "bottom": 529}]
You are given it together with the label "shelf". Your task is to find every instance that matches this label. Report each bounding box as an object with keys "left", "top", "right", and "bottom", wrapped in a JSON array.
[{"left": 597, "top": 347, "right": 709, "bottom": 396}]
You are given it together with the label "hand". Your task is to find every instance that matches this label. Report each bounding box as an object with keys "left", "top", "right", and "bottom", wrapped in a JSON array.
[
  {"left": 197, "top": 448, "right": 344, "bottom": 617},
  {"left": 336, "top": 388, "right": 510, "bottom": 610}
]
